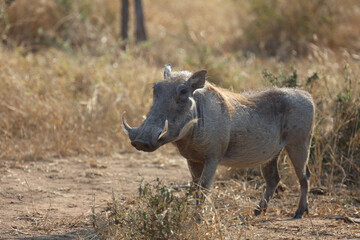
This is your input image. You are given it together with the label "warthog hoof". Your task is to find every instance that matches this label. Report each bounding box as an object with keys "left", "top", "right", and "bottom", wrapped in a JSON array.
[
  {"left": 292, "top": 206, "right": 309, "bottom": 219},
  {"left": 254, "top": 206, "right": 266, "bottom": 216}
]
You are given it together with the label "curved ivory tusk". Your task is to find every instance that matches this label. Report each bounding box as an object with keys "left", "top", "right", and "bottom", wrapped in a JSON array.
[
  {"left": 172, "top": 118, "right": 198, "bottom": 142},
  {"left": 121, "top": 112, "right": 133, "bottom": 135},
  {"left": 158, "top": 120, "right": 168, "bottom": 140}
]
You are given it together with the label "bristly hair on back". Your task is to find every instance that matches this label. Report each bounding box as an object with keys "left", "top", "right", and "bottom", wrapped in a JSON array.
[
  {"left": 165, "top": 70, "right": 253, "bottom": 116},
  {"left": 205, "top": 82, "right": 254, "bottom": 117}
]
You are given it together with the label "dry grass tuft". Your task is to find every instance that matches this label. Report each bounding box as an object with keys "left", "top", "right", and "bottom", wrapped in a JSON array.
[{"left": 93, "top": 180, "right": 203, "bottom": 239}]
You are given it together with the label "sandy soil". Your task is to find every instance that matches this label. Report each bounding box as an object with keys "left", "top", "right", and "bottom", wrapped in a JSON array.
[{"left": 0, "top": 152, "right": 359, "bottom": 239}]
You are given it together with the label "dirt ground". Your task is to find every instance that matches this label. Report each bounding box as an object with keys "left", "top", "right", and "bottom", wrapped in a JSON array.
[
  {"left": 0, "top": 152, "right": 359, "bottom": 239},
  {"left": 0, "top": 152, "right": 191, "bottom": 239}
]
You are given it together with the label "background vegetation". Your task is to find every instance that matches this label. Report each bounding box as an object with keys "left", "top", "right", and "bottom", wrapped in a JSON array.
[{"left": 0, "top": 0, "right": 359, "bottom": 238}]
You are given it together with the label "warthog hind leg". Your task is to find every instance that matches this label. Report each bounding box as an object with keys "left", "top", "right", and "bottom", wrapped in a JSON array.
[
  {"left": 254, "top": 153, "right": 281, "bottom": 216},
  {"left": 285, "top": 140, "right": 311, "bottom": 219}
]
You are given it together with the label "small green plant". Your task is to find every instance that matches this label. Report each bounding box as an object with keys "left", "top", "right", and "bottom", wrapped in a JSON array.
[
  {"left": 56, "top": 0, "right": 72, "bottom": 13},
  {"left": 262, "top": 69, "right": 301, "bottom": 87},
  {"left": 94, "top": 179, "right": 202, "bottom": 240}
]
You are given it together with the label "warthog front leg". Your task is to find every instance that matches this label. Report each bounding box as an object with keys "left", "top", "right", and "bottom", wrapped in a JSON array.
[
  {"left": 187, "top": 160, "right": 204, "bottom": 184},
  {"left": 188, "top": 159, "right": 218, "bottom": 224},
  {"left": 255, "top": 153, "right": 280, "bottom": 216},
  {"left": 197, "top": 159, "right": 218, "bottom": 190},
  {"left": 187, "top": 159, "right": 218, "bottom": 203},
  {"left": 186, "top": 159, "right": 217, "bottom": 197}
]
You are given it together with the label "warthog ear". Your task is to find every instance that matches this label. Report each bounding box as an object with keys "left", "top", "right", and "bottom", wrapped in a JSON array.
[
  {"left": 163, "top": 64, "right": 172, "bottom": 80},
  {"left": 187, "top": 70, "right": 207, "bottom": 91}
]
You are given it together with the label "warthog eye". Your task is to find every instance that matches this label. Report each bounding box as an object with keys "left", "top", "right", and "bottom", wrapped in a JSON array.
[
  {"left": 180, "top": 88, "right": 187, "bottom": 95},
  {"left": 176, "top": 84, "right": 187, "bottom": 95},
  {"left": 176, "top": 84, "right": 189, "bottom": 102}
]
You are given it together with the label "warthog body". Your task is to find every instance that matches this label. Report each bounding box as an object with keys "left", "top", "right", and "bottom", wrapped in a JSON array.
[{"left": 122, "top": 65, "right": 315, "bottom": 218}]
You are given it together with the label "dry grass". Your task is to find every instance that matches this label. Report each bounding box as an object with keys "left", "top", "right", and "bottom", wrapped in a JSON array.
[
  {"left": 0, "top": 48, "right": 155, "bottom": 160},
  {"left": 239, "top": 0, "right": 360, "bottom": 58},
  {"left": 0, "top": 0, "right": 359, "bottom": 238},
  {"left": 2, "top": 0, "right": 119, "bottom": 51}
]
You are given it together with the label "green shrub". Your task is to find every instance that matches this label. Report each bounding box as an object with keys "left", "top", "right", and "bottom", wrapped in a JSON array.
[
  {"left": 93, "top": 179, "right": 203, "bottom": 240},
  {"left": 262, "top": 69, "right": 301, "bottom": 87}
]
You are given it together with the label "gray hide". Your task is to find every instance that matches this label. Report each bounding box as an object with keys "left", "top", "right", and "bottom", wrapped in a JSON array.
[{"left": 122, "top": 65, "right": 315, "bottom": 219}]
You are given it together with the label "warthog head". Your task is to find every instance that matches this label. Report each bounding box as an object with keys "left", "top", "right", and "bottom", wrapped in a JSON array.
[{"left": 122, "top": 64, "right": 206, "bottom": 152}]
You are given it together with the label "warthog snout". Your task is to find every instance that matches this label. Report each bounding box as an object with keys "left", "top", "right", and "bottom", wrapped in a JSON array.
[
  {"left": 122, "top": 112, "right": 169, "bottom": 152},
  {"left": 131, "top": 139, "right": 154, "bottom": 152}
]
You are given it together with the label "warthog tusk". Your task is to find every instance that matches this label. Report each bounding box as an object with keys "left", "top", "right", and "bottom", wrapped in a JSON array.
[
  {"left": 158, "top": 120, "right": 168, "bottom": 140},
  {"left": 121, "top": 112, "right": 133, "bottom": 135},
  {"left": 172, "top": 118, "right": 198, "bottom": 142}
]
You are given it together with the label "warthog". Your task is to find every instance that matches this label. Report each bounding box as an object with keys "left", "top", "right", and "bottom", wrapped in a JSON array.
[{"left": 122, "top": 64, "right": 315, "bottom": 219}]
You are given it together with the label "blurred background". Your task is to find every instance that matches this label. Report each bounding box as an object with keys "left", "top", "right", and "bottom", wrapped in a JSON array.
[{"left": 0, "top": 0, "right": 359, "bottom": 187}]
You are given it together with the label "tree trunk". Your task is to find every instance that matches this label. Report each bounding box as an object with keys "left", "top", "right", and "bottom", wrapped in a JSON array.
[
  {"left": 134, "top": 0, "right": 147, "bottom": 42},
  {"left": 120, "top": 0, "right": 129, "bottom": 41}
]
